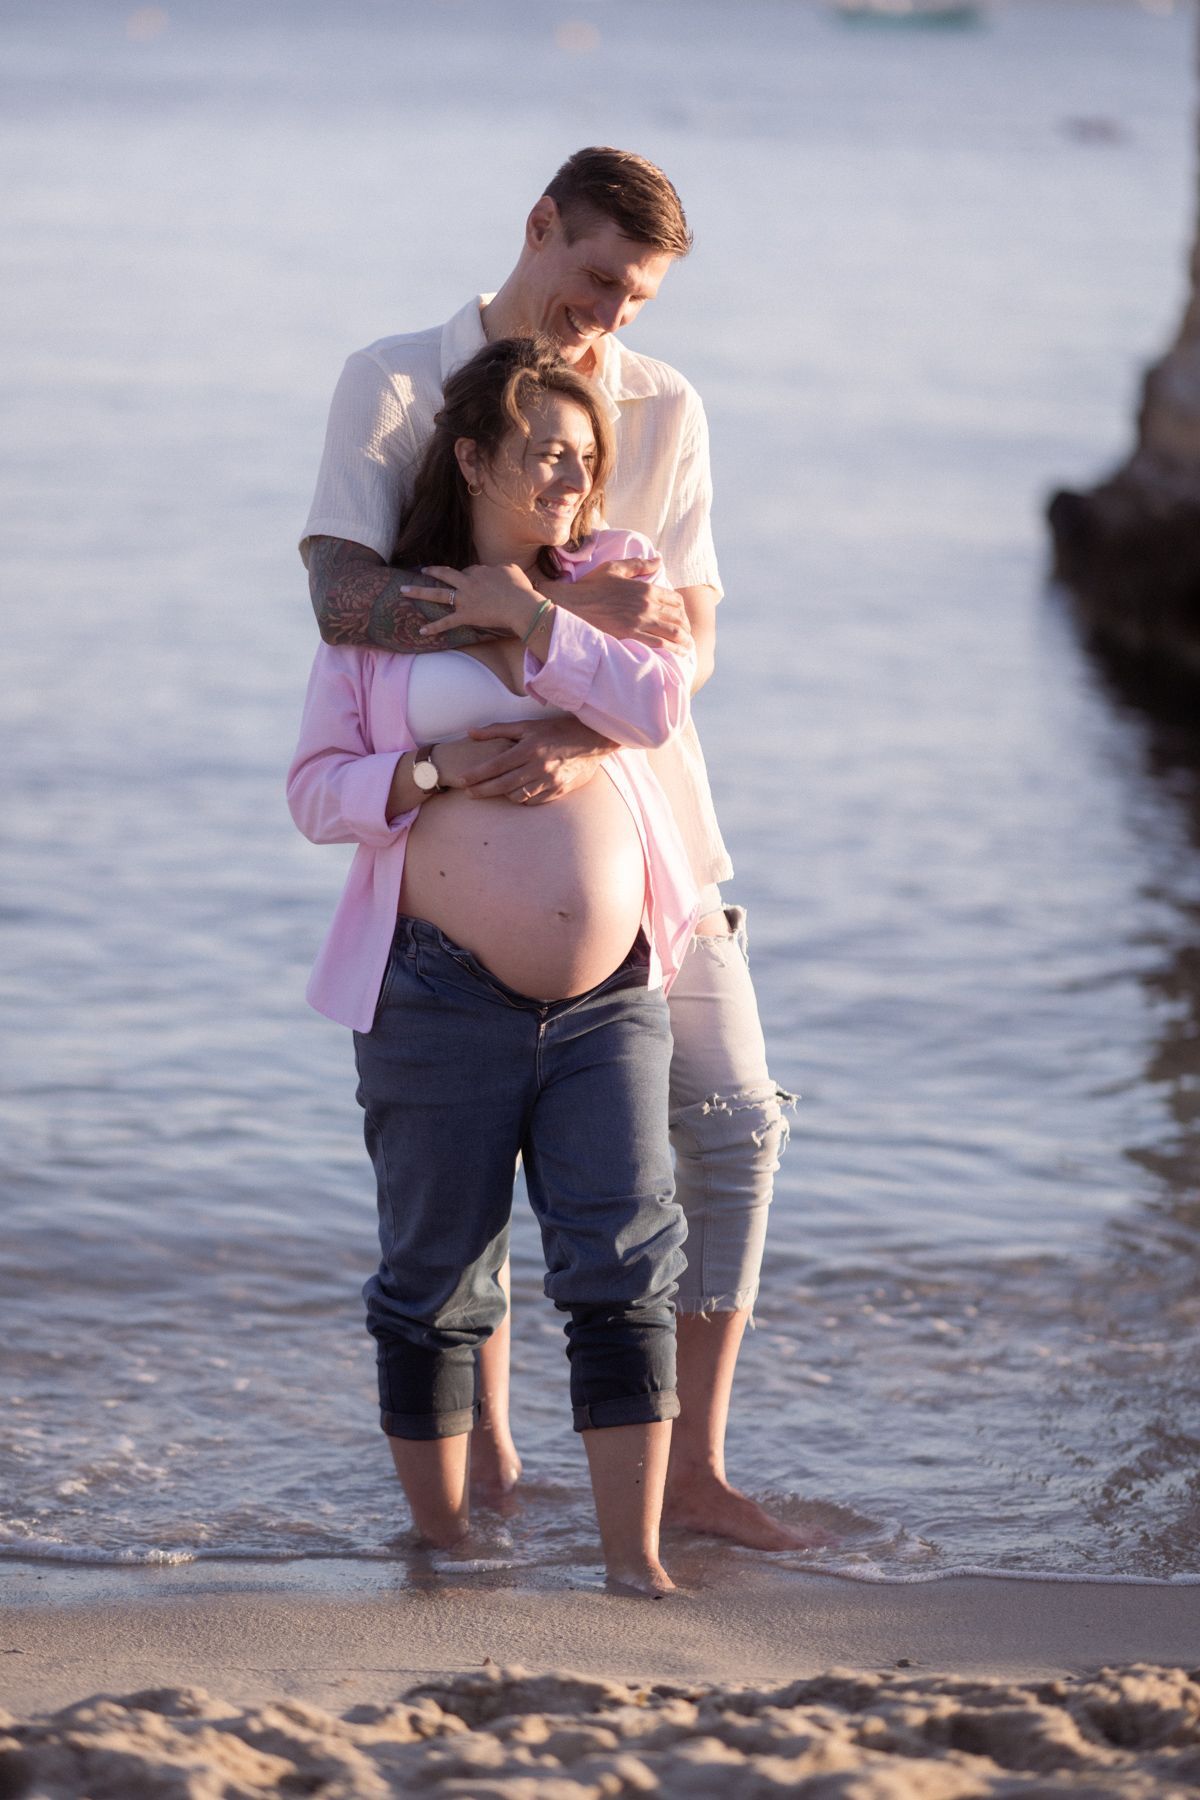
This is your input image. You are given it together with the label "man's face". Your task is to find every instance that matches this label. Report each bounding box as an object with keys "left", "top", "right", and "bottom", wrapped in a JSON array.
[{"left": 524, "top": 212, "right": 674, "bottom": 367}]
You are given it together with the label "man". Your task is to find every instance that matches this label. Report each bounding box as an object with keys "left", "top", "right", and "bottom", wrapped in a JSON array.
[{"left": 302, "top": 146, "right": 802, "bottom": 1550}]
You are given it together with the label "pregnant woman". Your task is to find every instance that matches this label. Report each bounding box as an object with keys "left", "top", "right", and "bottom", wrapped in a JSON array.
[{"left": 287, "top": 337, "right": 699, "bottom": 1594}]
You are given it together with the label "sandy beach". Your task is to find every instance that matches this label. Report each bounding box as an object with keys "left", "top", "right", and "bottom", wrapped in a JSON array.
[{"left": 2, "top": 1562, "right": 1198, "bottom": 1795}]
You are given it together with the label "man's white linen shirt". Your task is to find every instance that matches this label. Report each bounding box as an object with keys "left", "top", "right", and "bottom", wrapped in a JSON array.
[{"left": 302, "top": 295, "right": 732, "bottom": 885}]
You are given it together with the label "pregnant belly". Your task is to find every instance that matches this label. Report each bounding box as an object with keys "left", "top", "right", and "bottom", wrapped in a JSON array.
[{"left": 398, "top": 770, "right": 647, "bottom": 1001}]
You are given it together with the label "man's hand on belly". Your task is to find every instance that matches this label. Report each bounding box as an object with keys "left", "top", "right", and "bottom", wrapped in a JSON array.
[{"left": 460, "top": 717, "right": 616, "bottom": 805}]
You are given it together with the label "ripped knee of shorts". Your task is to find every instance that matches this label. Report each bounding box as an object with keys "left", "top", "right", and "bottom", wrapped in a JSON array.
[{"left": 671, "top": 1080, "right": 797, "bottom": 1173}]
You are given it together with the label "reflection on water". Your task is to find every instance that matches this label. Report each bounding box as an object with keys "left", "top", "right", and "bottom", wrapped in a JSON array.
[{"left": 2, "top": 0, "right": 1199, "bottom": 1581}]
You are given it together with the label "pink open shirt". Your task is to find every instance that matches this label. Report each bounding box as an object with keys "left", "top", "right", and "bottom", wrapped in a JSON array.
[{"left": 287, "top": 529, "right": 701, "bottom": 1031}]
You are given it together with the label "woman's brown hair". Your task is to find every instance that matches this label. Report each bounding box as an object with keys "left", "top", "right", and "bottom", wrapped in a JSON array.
[{"left": 391, "top": 336, "right": 615, "bottom": 580}]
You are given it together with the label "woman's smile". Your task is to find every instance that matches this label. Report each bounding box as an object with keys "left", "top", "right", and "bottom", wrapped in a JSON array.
[{"left": 471, "top": 391, "right": 598, "bottom": 558}]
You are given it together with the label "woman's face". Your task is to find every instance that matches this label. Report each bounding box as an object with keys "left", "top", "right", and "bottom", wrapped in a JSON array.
[{"left": 471, "top": 392, "right": 597, "bottom": 555}]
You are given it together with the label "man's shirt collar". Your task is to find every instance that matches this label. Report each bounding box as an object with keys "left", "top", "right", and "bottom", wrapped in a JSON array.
[
  {"left": 439, "top": 295, "right": 489, "bottom": 384},
  {"left": 592, "top": 329, "right": 658, "bottom": 407},
  {"left": 440, "top": 296, "right": 656, "bottom": 420}
]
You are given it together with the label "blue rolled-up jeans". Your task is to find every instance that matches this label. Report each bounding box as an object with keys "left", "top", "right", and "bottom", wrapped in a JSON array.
[{"left": 353, "top": 916, "right": 686, "bottom": 1441}]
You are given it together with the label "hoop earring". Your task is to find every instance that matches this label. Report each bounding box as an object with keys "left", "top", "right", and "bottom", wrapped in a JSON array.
[{"left": 467, "top": 481, "right": 483, "bottom": 497}]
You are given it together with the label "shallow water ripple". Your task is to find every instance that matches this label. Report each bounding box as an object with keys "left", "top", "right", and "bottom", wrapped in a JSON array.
[{"left": 3, "top": 0, "right": 1199, "bottom": 1581}]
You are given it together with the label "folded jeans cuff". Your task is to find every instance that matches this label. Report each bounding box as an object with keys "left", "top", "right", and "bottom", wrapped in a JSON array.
[
  {"left": 571, "top": 1390, "right": 680, "bottom": 1433},
  {"left": 675, "top": 1282, "right": 761, "bottom": 1317},
  {"left": 380, "top": 1402, "right": 480, "bottom": 1441}
]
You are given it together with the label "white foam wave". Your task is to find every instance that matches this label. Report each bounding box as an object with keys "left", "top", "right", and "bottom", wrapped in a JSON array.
[
  {"left": 815, "top": 1561, "right": 1200, "bottom": 1587},
  {"left": 2, "top": 1539, "right": 1197, "bottom": 1586}
]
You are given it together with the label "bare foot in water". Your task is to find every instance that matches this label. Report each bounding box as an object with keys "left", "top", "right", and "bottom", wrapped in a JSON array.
[
  {"left": 604, "top": 1558, "right": 676, "bottom": 1598},
  {"left": 664, "top": 1473, "right": 830, "bottom": 1551},
  {"left": 469, "top": 1419, "right": 522, "bottom": 1507},
  {"left": 412, "top": 1517, "right": 473, "bottom": 1552}
]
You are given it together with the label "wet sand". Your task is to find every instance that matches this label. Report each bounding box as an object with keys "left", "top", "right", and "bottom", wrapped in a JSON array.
[{"left": 2, "top": 1562, "right": 1197, "bottom": 1796}]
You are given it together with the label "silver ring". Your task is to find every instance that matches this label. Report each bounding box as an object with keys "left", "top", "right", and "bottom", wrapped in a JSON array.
[{"left": 519, "top": 787, "right": 532, "bottom": 802}]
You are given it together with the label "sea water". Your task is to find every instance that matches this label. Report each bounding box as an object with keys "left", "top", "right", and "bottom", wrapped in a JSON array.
[{"left": 3, "top": 0, "right": 1199, "bottom": 1586}]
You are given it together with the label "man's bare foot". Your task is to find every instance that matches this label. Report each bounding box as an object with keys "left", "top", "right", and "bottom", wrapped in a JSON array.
[
  {"left": 469, "top": 1422, "right": 522, "bottom": 1506},
  {"left": 664, "top": 1473, "right": 830, "bottom": 1551},
  {"left": 604, "top": 1559, "right": 676, "bottom": 1598}
]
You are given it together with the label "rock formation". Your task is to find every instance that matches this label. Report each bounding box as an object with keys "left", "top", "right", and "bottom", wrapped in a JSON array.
[{"left": 1048, "top": 13, "right": 1200, "bottom": 698}]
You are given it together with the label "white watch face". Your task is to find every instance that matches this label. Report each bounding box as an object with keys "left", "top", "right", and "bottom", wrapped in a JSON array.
[{"left": 413, "top": 757, "right": 439, "bottom": 792}]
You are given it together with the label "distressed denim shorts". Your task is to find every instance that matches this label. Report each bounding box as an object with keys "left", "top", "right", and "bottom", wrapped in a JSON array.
[
  {"left": 667, "top": 901, "right": 797, "bottom": 1315},
  {"left": 353, "top": 917, "right": 687, "bottom": 1440}
]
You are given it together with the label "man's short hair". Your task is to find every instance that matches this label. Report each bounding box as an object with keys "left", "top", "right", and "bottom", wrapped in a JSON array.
[{"left": 544, "top": 147, "right": 692, "bottom": 258}]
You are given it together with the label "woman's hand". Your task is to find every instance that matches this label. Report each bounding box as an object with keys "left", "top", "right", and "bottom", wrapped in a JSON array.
[
  {"left": 401, "top": 563, "right": 541, "bottom": 639},
  {"left": 426, "top": 736, "right": 512, "bottom": 788},
  {"left": 461, "top": 717, "right": 615, "bottom": 804},
  {"left": 388, "top": 735, "right": 525, "bottom": 818}
]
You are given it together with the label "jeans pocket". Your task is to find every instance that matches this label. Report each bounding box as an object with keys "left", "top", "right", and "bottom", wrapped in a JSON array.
[
  {"left": 375, "top": 947, "right": 398, "bottom": 1015},
  {"left": 692, "top": 905, "right": 750, "bottom": 972},
  {"left": 377, "top": 931, "right": 422, "bottom": 1011},
  {"left": 724, "top": 904, "right": 750, "bottom": 965}
]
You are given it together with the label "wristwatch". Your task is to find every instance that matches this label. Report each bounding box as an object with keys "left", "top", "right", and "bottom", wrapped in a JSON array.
[{"left": 411, "top": 745, "right": 444, "bottom": 795}]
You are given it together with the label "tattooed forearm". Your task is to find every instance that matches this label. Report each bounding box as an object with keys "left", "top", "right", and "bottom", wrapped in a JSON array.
[{"left": 308, "top": 536, "right": 496, "bottom": 652}]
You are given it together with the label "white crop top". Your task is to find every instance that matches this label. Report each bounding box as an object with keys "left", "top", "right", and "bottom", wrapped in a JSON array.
[{"left": 406, "top": 651, "right": 567, "bottom": 744}]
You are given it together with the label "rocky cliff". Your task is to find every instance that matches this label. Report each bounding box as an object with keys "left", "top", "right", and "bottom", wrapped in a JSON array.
[{"left": 1048, "top": 23, "right": 1200, "bottom": 698}]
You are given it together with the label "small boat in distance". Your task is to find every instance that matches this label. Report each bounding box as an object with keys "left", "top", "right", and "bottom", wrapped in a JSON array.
[{"left": 833, "top": 0, "right": 985, "bottom": 25}]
